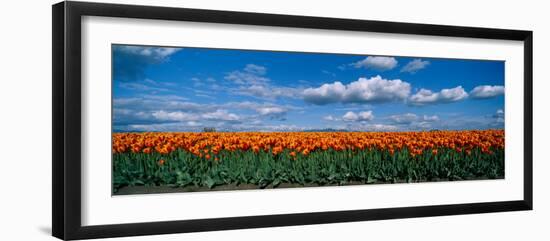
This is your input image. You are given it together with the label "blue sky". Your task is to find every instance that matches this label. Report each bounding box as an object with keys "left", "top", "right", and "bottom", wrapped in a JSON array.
[{"left": 112, "top": 44, "right": 505, "bottom": 132}]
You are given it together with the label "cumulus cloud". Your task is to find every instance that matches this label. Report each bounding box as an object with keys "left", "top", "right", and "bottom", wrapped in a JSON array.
[
  {"left": 227, "top": 101, "right": 297, "bottom": 121},
  {"left": 151, "top": 110, "right": 200, "bottom": 122},
  {"left": 351, "top": 56, "right": 398, "bottom": 71},
  {"left": 365, "top": 124, "right": 399, "bottom": 131},
  {"left": 119, "top": 82, "right": 170, "bottom": 92},
  {"left": 244, "top": 64, "right": 267, "bottom": 75},
  {"left": 256, "top": 106, "right": 286, "bottom": 115},
  {"left": 225, "top": 64, "right": 270, "bottom": 85},
  {"left": 348, "top": 123, "right": 399, "bottom": 132},
  {"left": 236, "top": 85, "right": 300, "bottom": 100},
  {"left": 225, "top": 71, "right": 270, "bottom": 85},
  {"left": 389, "top": 113, "right": 418, "bottom": 124},
  {"left": 386, "top": 113, "right": 439, "bottom": 129},
  {"left": 227, "top": 123, "right": 305, "bottom": 132},
  {"left": 231, "top": 101, "right": 297, "bottom": 111},
  {"left": 151, "top": 110, "right": 240, "bottom": 122},
  {"left": 255, "top": 106, "right": 288, "bottom": 120},
  {"left": 410, "top": 121, "right": 433, "bottom": 130},
  {"left": 422, "top": 115, "right": 440, "bottom": 122},
  {"left": 113, "top": 97, "right": 208, "bottom": 113},
  {"left": 492, "top": 109, "right": 504, "bottom": 121},
  {"left": 342, "top": 111, "right": 374, "bottom": 122},
  {"left": 114, "top": 96, "right": 284, "bottom": 127},
  {"left": 113, "top": 94, "right": 309, "bottom": 131},
  {"left": 123, "top": 122, "right": 205, "bottom": 132},
  {"left": 409, "top": 86, "right": 468, "bottom": 105},
  {"left": 259, "top": 124, "right": 305, "bottom": 132},
  {"left": 322, "top": 70, "right": 336, "bottom": 77},
  {"left": 116, "top": 46, "right": 180, "bottom": 60},
  {"left": 303, "top": 75, "right": 411, "bottom": 105},
  {"left": 470, "top": 85, "right": 505, "bottom": 99},
  {"left": 202, "top": 110, "right": 241, "bottom": 122},
  {"left": 482, "top": 109, "right": 505, "bottom": 128},
  {"left": 401, "top": 59, "right": 430, "bottom": 73},
  {"left": 113, "top": 45, "right": 180, "bottom": 81},
  {"left": 323, "top": 115, "right": 337, "bottom": 121},
  {"left": 225, "top": 64, "right": 302, "bottom": 100},
  {"left": 303, "top": 82, "right": 346, "bottom": 105}
]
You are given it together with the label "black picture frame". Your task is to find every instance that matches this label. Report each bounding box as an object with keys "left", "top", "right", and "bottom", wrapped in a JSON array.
[{"left": 52, "top": 1, "right": 533, "bottom": 240}]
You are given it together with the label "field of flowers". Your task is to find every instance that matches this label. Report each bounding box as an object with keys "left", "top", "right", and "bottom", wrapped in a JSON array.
[{"left": 112, "top": 130, "right": 504, "bottom": 193}]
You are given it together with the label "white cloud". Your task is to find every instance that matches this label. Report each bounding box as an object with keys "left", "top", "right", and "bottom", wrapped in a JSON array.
[
  {"left": 470, "top": 85, "right": 505, "bottom": 99},
  {"left": 201, "top": 110, "right": 241, "bottom": 122},
  {"left": 366, "top": 124, "right": 399, "bottom": 131},
  {"left": 409, "top": 86, "right": 468, "bottom": 105},
  {"left": 141, "top": 94, "right": 188, "bottom": 101},
  {"left": 345, "top": 76, "right": 411, "bottom": 102},
  {"left": 303, "top": 75, "right": 411, "bottom": 105},
  {"left": 186, "top": 121, "right": 201, "bottom": 127},
  {"left": 113, "top": 46, "right": 181, "bottom": 81},
  {"left": 225, "top": 71, "right": 269, "bottom": 85},
  {"left": 422, "top": 115, "right": 440, "bottom": 122},
  {"left": 492, "top": 109, "right": 504, "bottom": 120},
  {"left": 387, "top": 113, "right": 439, "bottom": 129},
  {"left": 303, "top": 81, "right": 346, "bottom": 105},
  {"left": 409, "top": 89, "right": 438, "bottom": 103},
  {"left": 194, "top": 94, "right": 215, "bottom": 99},
  {"left": 228, "top": 101, "right": 296, "bottom": 120},
  {"left": 389, "top": 113, "right": 418, "bottom": 124},
  {"left": 342, "top": 111, "right": 374, "bottom": 122},
  {"left": 152, "top": 110, "right": 199, "bottom": 121},
  {"left": 323, "top": 115, "right": 337, "bottom": 121},
  {"left": 151, "top": 109, "right": 240, "bottom": 123},
  {"left": 440, "top": 86, "right": 469, "bottom": 101},
  {"left": 119, "top": 82, "right": 169, "bottom": 92},
  {"left": 322, "top": 70, "right": 336, "bottom": 77},
  {"left": 225, "top": 64, "right": 303, "bottom": 100},
  {"left": 191, "top": 77, "right": 217, "bottom": 87},
  {"left": 487, "top": 109, "right": 505, "bottom": 127},
  {"left": 256, "top": 106, "right": 286, "bottom": 116},
  {"left": 348, "top": 123, "right": 399, "bottom": 132},
  {"left": 401, "top": 59, "right": 430, "bottom": 73},
  {"left": 256, "top": 106, "right": 288, "bottom": 120},
  {"left": 225, "top": 64, "right": 269, "bottom": 85},
  {"left": 244, "top": 64, "right": 267, "bottom": 75},
  {"left": 342, "top": 112, "right": 358, "bottom": 122},
  {"left": 124, "top": 122, "right": 200, "bottom": 132},
  {"left": 228, "top": 101, "right": 299, "bottom": 112},
  {"left": 351, "top": 56, "right": 398, "bottom": 71},
  {"left": 114, "top": 96, "right": 304, "bottom": 131},
  {"left": 236, "top": 85, "right": 300, "bottom": 100},
  {"left": 116, "top": 46, "right": 180, "bottom": 61},
  {"left": 114, "top": 97, "right": 216, "bottom": 114},
  {"left": 410, "top": 121, "right": 433, "bottom": 130},
  {"left": 227, "top": 123, "right": 305, "bottom": 132},
  {"left": 259, "top": 124, "right": 304, "bottom": 132}
]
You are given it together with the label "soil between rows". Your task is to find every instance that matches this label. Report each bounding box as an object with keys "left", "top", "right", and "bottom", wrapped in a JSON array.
[{"left": 113, "top": 176, "right": 503, "bottom": 195}]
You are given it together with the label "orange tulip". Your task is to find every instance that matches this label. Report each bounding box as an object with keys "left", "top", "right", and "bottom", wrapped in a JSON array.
[{"left": 112, "top": 130, "right": 504, "bottom": 158}]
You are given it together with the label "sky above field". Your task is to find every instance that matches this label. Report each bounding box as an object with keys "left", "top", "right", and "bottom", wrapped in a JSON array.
[{"left": 112, "top": 45, "right": 505, "bottom": 132}]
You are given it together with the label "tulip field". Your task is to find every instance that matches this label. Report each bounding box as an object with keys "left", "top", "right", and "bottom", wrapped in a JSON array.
[{"left": 112, "top": 130, "right": 504, "bottom": 194}]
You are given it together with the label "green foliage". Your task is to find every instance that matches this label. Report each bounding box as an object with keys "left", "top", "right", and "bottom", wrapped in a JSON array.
[{"left": 112, "top": 147, "right": 504, "bottom": 193}]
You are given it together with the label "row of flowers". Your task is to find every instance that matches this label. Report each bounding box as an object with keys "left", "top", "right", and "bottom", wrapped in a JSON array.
[{"left": 112, "top": 130, "right": 504, "bottom": 158}]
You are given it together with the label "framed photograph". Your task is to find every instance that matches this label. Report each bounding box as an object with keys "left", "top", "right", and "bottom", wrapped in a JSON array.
[{"left": 52, "top": 1, "right": 533, "bottom": 240}]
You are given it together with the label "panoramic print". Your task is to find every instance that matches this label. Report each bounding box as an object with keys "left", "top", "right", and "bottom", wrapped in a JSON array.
[{"left": 111, "top": 45, "right": 505, "bottom": 195}]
